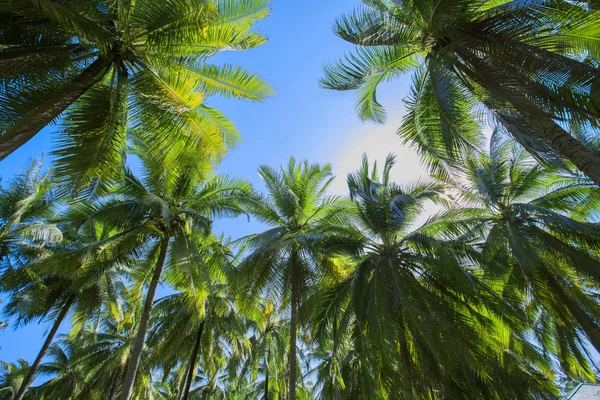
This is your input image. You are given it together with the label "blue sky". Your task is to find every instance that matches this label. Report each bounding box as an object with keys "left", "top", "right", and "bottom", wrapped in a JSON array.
[{"left": 0, "top": 0, "right": 425, "bottom": 365}]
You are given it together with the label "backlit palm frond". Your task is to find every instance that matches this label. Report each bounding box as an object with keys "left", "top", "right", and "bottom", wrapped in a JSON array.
[{"left": 321, "top": 46, "right": 417, "bottom": 123}]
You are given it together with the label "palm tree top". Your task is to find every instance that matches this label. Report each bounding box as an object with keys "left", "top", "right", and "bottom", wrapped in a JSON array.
[
  {"left": 321, "top": 0, "right": 600, "bottom": 183},
  {"left": 245, "top": 158, "right": 337, "bottom": 230},
  {"left": 347, "top": 153, "right": 443, "bottom": 247}
]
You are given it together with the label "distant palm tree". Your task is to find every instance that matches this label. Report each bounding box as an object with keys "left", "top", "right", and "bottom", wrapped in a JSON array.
[
  {"left": 0, "top": 0, "right": 273, "bottom": 191},
  {"left": 321, "top": 0, "right": 600, "bottom": 184},
  {"left": 72, "top": 143, "right": 250, "bottom": 400},
  {"left": 236, "top": 158, "right": 346, "bottom": 400},
  {"left": 424, "top": 134, "right": 600, "bottom": 380},
  {"left": 27, "top": 337, "right": 86, "bottom": 399},
  {"left": 319, "top": 154, "right": 559, "bottom": 399},
  {"left": 150, "top": 279, "right": 247, "bottom": 400},
  {"left": 237, "top": 301, "right": 289, "bottom": 400},
  {"left": 64, "top": 307, "right": 139, "bottom": 399},
  {"left": 1, "top": 216, "right": 129, "bottom": 400}
]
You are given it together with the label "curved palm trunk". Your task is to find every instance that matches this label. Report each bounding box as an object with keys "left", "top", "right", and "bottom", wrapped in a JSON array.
[
  {"left": 14, "top": 295, "right": 76, "bottom": 400},
  {"left": 0, "top": 52, "right": 116, "bottom": 160},
  {"left": 288, "top": 249, "right": 299, "bottom": 400},
  {"left": 525, "top": 115, "right": 600, "bottom": 186},
  {"left": 120, "top": 237, "right": 169, "bottom": 400},
  {"left": 182, "top": 322, "right": 205, "bottom": 400},
  {"left": 454, "top": 46, "right": 600, "bottom": 185}
]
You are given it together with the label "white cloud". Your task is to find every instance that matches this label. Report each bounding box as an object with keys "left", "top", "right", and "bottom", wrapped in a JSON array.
[{"left": 324, "top": 116, "right": 429, "bottom": 196}]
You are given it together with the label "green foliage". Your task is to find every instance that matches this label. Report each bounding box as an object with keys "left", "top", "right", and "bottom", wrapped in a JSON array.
[
  {"left": 0, "top": 0, "right": 273, "bottom": 193},
  {"left": 322, "top": 0, "right": 600, "bottom": 182},
  {"left": 2, "top": 1, "right": 600, "bottom": 398},
  {"left": 1, "top": 151, "right": 600, "bottom": 399}
]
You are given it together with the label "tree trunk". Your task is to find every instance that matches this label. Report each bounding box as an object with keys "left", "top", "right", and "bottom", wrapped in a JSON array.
[
  {"left": 120, "top": 237, "right": 169, "bottom": 400},
  {"left": 182, "top": 322, "right": 205, "bottom": 400},
  {"left": 264, "top": 345, "right": 270, "bottom": 400},
  {"left": 0, "top": 51, "right": 117, "bottom": 160},
  {"left": 178, "top": 361, "right": 191, "bottom": 400},
  {"left": 525, "top": 115, "right": 600, "bottom": 186},
  {"left": 332, "top": 316, "right": 341, "bottom": 400},
  {"left": 288, "top": 249, "right": 299, "bottom": 400},
  {"left": 453, "top": 46, "right": 600, "bottom": 185},
  {"left": 14, "top": 295, "right": 76, "bottom": 400}
]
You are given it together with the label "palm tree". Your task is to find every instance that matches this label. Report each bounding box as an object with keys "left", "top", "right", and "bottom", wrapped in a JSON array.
[
  {"left": 63, "top": 305, "right": 139, "bottom": 399},
  {"left": 0, "top": 360, "right": 30, "bottom": 400},
  {"left": 1, "top": 216, "right": 129, "bottom": 400},
  {"left": 0, "top": 0, "right": 273, "bottom": 191},
  {"left": 72, "top": 143, "right": 250, "bottom": 400},
  {"left": 24, "top": 295, "right": 144, "bottom": 400},
  {"left": 236, "top": 158, "right": 346, "bottom": 400},
  {"left": 423, "top": 134, "right": 600, "bottom": 380},
  {"left": 0, "top": 160, "right": 60, "bottom": 267},
  {"left": 318, "top": 154, "right": 559, "bottom": 399},
  {"left": 236, "top": 301, "right": 289, "bottom": 400},
  {"left": 27, "top": 336, "right": 86, "bottom": 399},
  {"left": 321, "top": 0, "right": 600, "bottom": 184},
  {"left": 150, "top": 278, "right": 247, "bottom": 400}
]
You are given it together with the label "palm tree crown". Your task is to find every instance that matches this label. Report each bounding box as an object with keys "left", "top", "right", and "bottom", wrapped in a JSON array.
[
  {"left": 321, "top": 0, "right": 600, "bottom": 183},
  {"left": 425, "top": 134, "right": 600, "bottom": 380},
  {"left": 319, "top": 154, "right": 559, "bottom": 399},
  {"left": 237, "top": 158, "right": 347, "bottom": 400},
  {"left": 1, "top": 0, "right": 273, "bottom": 192}
]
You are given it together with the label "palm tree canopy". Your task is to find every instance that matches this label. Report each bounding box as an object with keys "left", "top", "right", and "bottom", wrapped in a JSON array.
[
  {"left": 318, "top": 154, "right": 560, "bottom": 399},
  {"left": 321, "top": 0, "right": 600, "bottom": 181},
  {"left": 0, "top": 160, "right": 60, "bottom": 268},
  {"left": 0, "top": 0, "right": 273, "bottom": 193},
  {"left": 237, "top": 158, "right": 348, "bottom": 308},
  {"left": 422, "top": 134, "right": 600, "bottom": 380}
]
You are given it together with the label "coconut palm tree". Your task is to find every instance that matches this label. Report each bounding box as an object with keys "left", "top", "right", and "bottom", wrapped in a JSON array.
[
  {"left": 24, "top": 295, "right": 147, "bottom": 400},
  {"left": 0, "top": 0, "right": 273, "bottom": 192},
  {"left": 235, "top": 158, "right": 348, "bottom": 400},
  {"left": 1, "top": 216, "right": 130, "bottom": 400},
  {"left": 235, "top": 300, "right": 289, "bottom": 400},
  {"left": 321, "top": 0, "right": 600, "bottom": 184},
  {"left": 0, "top": 160, "right": 60, "bottom": 267},
  {"left": 423, "top": 134, "right": 600, "bottom": 380},
  {"left": 64, "top": 305, "right": 140, "bottom": 399},
  {"left": 318, "top": 154, "right": 559, "bottom": 399},
  {"left": 26, "top": 337, "right": 86, "bottom": 400},
  {"left": 0, "top": 360, "right": 30, "bottom": 400},
  {"left": 70, "top": 142, "right": 250, "bottom": 400},
  {"left": 150, "top": 279, "right": 247, "bottom": 400}
]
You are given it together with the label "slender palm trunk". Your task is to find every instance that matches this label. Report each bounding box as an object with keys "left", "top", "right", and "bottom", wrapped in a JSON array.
[
  {"left": 182, "top": 322, "right": 204, "bottom": 400},
  {"left": 120, "top": 237, "right": 169, "bottom": 400},
  {"left": 332, "top": 316, "right": 341, "bottom": 400},
  {"left": 178, "top": 364, "right": 190, "bottom": 400},
  {"left": 288, "top": 249, "right": 299, "bottom": 400},
  {"left": 264, "top": 345, "right": 270, "bottom": 400},
  {"left": 14, "top": 295, "right": 76, "bottom": 400},
  {"left": 0, "top": 51, "right": 117, "bottom": 160}
]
